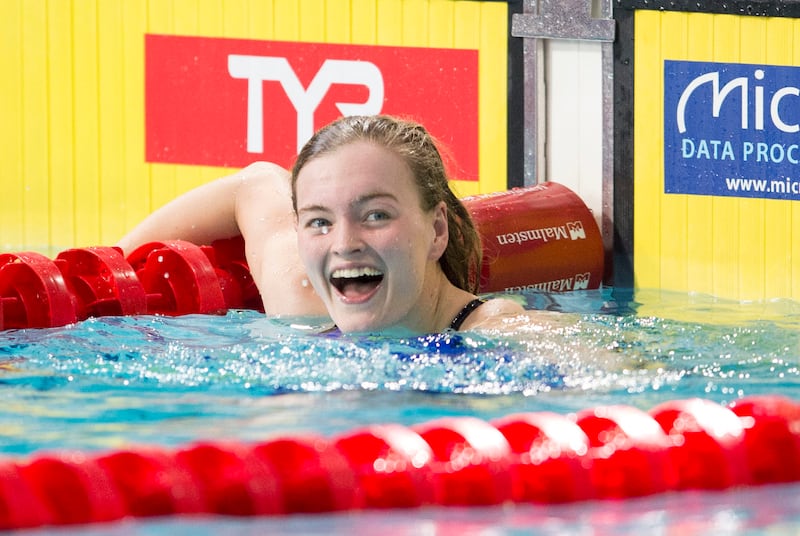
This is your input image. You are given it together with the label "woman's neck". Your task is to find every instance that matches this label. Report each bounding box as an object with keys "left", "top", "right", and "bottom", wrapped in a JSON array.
[{"left": 414, "top": 268, "right": 476, "bottom": 333}]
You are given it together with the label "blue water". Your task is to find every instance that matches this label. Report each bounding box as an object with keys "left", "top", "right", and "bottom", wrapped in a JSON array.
[{"left": 2, "top": 288, "right": 800, "bottom": 534}]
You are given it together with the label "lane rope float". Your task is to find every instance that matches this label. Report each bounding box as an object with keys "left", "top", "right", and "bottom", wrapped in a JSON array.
[{"left": 1, "top": 396, "right": 798, "bottom": 529}]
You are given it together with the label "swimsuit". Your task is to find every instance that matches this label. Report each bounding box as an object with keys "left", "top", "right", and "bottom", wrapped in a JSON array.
[{"left": 448, "top": 298, "right": 486, "bottom": 331}]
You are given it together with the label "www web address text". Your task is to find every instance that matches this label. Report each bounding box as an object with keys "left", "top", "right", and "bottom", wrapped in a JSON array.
[{"left": 724, "top": 176, "right": 800, "bottom": 199}]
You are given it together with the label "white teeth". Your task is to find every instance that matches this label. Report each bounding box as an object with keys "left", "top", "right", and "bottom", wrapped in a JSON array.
[{"left": 331, "top": 267, "right": 383, "bottom": 279}]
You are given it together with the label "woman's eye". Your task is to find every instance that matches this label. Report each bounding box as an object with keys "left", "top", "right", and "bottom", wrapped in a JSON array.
[
  {"left": 365, "top": 211, "right": 390, "bottom": 222},
  {"left": 307, "top": 218, "right": 331, "bottom": 232}
]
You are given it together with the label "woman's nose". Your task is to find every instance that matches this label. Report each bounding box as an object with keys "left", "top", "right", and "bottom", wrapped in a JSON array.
[{"left": 331, "top": 221, "right": 365, "bottom": 255}]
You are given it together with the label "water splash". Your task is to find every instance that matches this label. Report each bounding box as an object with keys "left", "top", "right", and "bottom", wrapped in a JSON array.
[{"left": 0, "top": 289, "right": 798, "bottom": 454}]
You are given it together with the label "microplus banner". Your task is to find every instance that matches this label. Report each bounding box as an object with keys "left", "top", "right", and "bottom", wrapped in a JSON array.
[{"left": 664, "top": 60, "right": 800, "bottom": 201}]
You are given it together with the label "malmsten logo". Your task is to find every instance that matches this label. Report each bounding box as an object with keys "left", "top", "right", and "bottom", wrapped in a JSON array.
[
  {"left": 495, "top": 221, "right": 586, "bottom": 246},
  {"left": 505, "top": 273, "right": 592, "bottom": 293}
]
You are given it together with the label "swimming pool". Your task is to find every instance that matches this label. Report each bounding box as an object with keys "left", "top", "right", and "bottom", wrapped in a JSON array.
[{"left": 2, "top": 288, "right": 799, "bottom": 534}]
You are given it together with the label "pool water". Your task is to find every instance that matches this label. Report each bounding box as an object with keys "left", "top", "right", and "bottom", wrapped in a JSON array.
[{"left": 2, "top": 288, "right": 799, "bottom": 534}]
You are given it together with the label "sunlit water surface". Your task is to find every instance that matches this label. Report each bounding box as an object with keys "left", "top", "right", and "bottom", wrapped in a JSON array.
[{"left": 2, "top": 288, "right": 799, "bottom": 535}]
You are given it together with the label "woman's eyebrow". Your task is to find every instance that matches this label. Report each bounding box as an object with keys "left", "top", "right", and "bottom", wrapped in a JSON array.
[
  {"left": 350, "top": 191, "right": 399, "bottom": 208},
  {"left": 297, "top": 192, "right": 399, "bottom": 215},
  {"left": 296, "top": 203, "right": 330, "bottom": 215}
]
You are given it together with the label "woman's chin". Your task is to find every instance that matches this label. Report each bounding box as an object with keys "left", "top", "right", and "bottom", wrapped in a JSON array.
[
  {"left": 335, "top": 321, "right": 385, "bottom": 335},
  {"left": 331, "top": 313, "right": 407, "bottom": 336}
]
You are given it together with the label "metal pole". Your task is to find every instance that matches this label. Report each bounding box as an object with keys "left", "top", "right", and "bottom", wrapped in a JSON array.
[{"left": 512, "top": 0, "right": 615, "bottom": 258}]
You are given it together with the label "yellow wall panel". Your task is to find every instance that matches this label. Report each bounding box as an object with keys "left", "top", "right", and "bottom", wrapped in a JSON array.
[
  {"left": 709, "top": 197, "right": 739, "bottom": 299},
  {"left": 795, "top": 200, "right": 800, "bottom": 298},
  {"left": 145, "top": 1, "right": 179, "bottom": 219},
  {"left": 429, "top": 1, "right": 456, "bottom": 46},
  {"left": 762, "top": 17, "right": 795, "bottom": 299},
  {"left": 21, "top": 1, "right": 50, "bottom": 250},
  {"left": 120, "top": 0, "right": 150, "bottom": 237},
  {"left": 658, "top": 9, "right": 689, "bottom": 296},
  {"left": 48, "top": 0, "right": 77, "bottom": 251},
  {"left": 73, "top": 0, "right": 102, "bottom": 248},
  {"left": 403, "top": 0, "right": 430, "bottom": 44},
  {"left": 376, "top": 1, "right": 404, "bottom": 45},
  {"left": 324, "top": 0, "right": 352, "bottom": 42},
  {"left": 0, "top": 0, "right": 23, "bottom": 251},
  {"left": 709, "top": 15, "right": 742, "bottom": 299},
  {"left": 632, "top": 10, "right": 664, "bottom": 290},
  {"left": 273, "top": 1, "right": 300, "bottom": 40},
  {"left": 736, "top": 16, "right": 768, "bottom": 300},
  {"left": 298, "top": 1, "right": 325, "bottom": 41},
  {"left": 475, "top": 1, "right": 507, "bottom": 198},
  {"left": 351, "top": 0, "right": 378, "bottom": 43},
  {"left": 244, "top": 1, "right": 273, "bottom": 38},
  {"left": 453, "top": 1, "right": 479, "bottom": 47},
  {"left": 683, "top": 13, "right": 714, "bottom": 294},
  {"left": 634, "top": 9, "right": 799, "bottom": 300},
  {"left": 98, "top": 0, "right": 127, "bottom": 245}
]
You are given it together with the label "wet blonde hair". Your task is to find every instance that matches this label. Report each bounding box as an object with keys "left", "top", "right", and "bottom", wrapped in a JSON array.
[{"left": 291, "top": 115, "right": 481, "bottom": 293}]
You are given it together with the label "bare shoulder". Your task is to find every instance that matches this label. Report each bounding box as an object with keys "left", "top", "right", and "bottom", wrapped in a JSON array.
[
  {"left": 231, "top": 162, "right": 326, "bottom": 316},
  {"left": 240, "top": 160, "right": 290, "bottom": 179},
  {"left": 235, "top": 162, "right": 292, "bottom": 221},
  {"left": 458, "top": 296, "right": 526, "bottom": 331},
  {"left": 482, "top": 297, "right": 526, "bottom": 316},
  {"left": 467, "top": 300, "right": 580, "bottom": 333},
  {"left": 236, "top": 161, "right": 291, "bottom": 197}
]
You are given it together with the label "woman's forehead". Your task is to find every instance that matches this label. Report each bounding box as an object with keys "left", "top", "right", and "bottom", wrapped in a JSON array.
[{"left": 296, "top": 141, "right": 419, "bottom": 201}]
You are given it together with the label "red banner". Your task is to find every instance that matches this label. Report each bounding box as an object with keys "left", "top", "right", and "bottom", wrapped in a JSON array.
[{"left": 145, "top": 35, "right": 479, "bottom": 181}]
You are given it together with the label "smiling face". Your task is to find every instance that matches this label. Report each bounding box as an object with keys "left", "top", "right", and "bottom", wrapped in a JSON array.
[{"left": 294, "top": 140, "right": 449, "bottom": 333}]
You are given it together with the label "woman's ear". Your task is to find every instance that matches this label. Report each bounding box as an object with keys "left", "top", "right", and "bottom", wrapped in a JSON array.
[{"left": 429, "top": 201, "right": 449, "bottom": 260}]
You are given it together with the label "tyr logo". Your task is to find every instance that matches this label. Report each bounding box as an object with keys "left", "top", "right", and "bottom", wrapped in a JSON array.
[
  {"left": 228, "top": 56, "right": 385, "bottom": 154},
  {"left": 146, "top": 35, "right": 478, "bottom": 176}
]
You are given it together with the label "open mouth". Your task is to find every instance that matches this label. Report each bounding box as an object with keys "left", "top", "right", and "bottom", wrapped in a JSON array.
[{"left": 330, "top": 267, "right": 384, "bottom": 300}]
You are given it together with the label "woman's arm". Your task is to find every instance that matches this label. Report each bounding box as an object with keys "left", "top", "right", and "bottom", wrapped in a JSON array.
[
  {"left": 115, "top": 162, "right": 327, "bottom": 316},
  {"left": 115, "top": 162, "right": 286, "bottom": 255}
]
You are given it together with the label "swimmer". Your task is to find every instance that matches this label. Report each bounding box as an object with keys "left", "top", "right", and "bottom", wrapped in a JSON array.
[{"left": 117, "top": 115, "right": 524, "bottom": 334}]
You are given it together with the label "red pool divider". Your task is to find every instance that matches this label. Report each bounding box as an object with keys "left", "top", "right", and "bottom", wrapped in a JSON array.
[
  {"left": 0, "top": 240, "right": 259, "bottom": 330},
  {"left": 576, "top": 405, "right": 677, "bottom": 498},
  {"left": 651, "top": 398, "right": 750, "bottom": 490},
  {"left": 1, "top": 396, "right": 799, "bottom": 529},
  {"left": 0, "top": 251, "right": 77, "bottom": 329},
  {"left": 465, "top": 181, "right": 604, "bottom": 293},
  {"left": 493, "top": 411, "right": 593, "bottom": 503},
  {"left": 0, "top": 182, "right": 603, "bottom": 330},
  {"left": 56, "top": 247, "right": 148, "bottom": 319},
  {"left": 126, "top": 240, "right": 228, "bottom": 316}
]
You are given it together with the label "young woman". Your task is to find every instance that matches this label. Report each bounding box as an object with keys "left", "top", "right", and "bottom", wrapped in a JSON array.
[{"left": 117, "top": 115, "right": 523, "bottom": 334}]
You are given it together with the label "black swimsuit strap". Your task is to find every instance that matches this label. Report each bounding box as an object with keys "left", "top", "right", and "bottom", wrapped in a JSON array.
[{"left": 448, "top": 298, "right": 486, "bottom": 331}]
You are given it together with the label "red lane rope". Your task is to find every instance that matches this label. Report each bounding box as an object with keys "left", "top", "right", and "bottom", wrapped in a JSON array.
[
  {"left": 0, "top": 239, "right": 261, "bottom": 330},
  {"left": 2, "top": 396, "right": 799, "bottom": 529}
]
